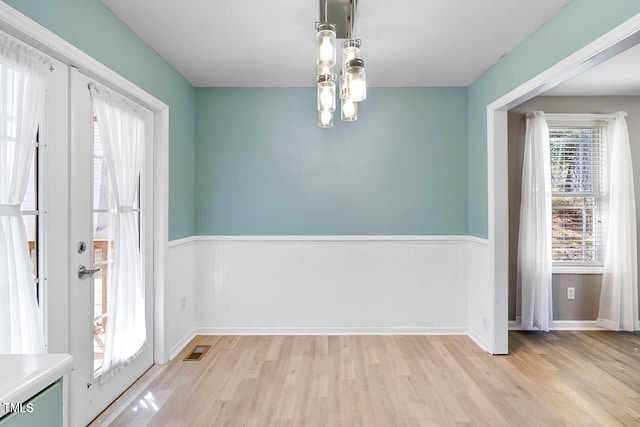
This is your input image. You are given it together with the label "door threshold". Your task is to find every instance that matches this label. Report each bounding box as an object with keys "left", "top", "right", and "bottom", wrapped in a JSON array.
[{"left": 88, "top": 364, "right": 165, "bottom": 426}]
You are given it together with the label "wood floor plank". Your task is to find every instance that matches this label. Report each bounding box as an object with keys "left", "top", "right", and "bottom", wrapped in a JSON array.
[{"left": 100, "top": 332, "right": 640, "bottom": 426}]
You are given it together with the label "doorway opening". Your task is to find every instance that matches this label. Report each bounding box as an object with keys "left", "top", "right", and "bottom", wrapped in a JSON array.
[{"left": 489, "top": 15, "right": 640, "bottom": 354}]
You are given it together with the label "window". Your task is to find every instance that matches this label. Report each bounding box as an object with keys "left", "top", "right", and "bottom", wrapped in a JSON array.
[{"left": 547, "top": 117, "right": 611, "bottom": 266}]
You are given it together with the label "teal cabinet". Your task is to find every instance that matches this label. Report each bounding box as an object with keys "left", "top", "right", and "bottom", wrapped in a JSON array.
[{"left": 0, "top": 381, "right": 62, "bottom": 427}]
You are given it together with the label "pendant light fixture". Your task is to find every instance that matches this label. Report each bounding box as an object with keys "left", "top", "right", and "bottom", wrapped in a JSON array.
[{"left": 316, "top": 0, "right": 366, "bottom": 127}]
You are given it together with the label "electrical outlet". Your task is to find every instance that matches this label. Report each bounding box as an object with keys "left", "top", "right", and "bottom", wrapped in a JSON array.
[
  {"left": 482, "top": 317, "right": 488, "bottom": 331},
  {"left": 180, "top": 297, "right": 186, "bottom": 311},
  {"left": 567, "top": 287, "right": 575, "bottom": 300}
]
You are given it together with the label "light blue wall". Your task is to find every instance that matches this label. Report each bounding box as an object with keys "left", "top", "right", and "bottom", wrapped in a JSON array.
[
  {"left": 195, "top": 87, "right": 467, "bottom": 235},
  {"left": 11, "top": 0, "right": 637, "bottom": 239},
  {"left": 4, "top": 0, "right": 196, "bottom": 240},
  {"left": 467, "top": 0, "right": 640, "bottom": 238}
]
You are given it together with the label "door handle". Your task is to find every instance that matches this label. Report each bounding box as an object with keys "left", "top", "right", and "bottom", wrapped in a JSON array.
[{"left": 78, "top": 265, "right": 100, "bottom": 279}]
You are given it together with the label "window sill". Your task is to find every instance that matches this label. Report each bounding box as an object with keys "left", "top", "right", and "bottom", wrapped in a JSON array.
[{"left": 552, "top": 265, "right": 604, "bottom": 275}]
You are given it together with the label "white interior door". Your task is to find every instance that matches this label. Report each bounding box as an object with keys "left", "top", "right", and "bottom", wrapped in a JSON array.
[{"left": 69, "top": 67, "right": 154, "bottom": 426}]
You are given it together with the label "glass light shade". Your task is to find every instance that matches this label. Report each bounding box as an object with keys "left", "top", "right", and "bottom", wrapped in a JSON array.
[
  {"left": 317, "top": 74, "right": 336, "bottom": 112},
  {"left": 346, "top": 58, "right": 366, "bottom": 102},
  {"left": 342, "top": 40, "right": 361, "bottom": 73},
  {"left": 316, "top": 24, "right": 336, "bottom": 67},
  {"left": 339, "top": 74, "right": 347, "bottom": 99},
  {"left": 318, "top": 109, "right": 333, "bottom": 128},
  {"left": 318, "top": 65, "right": 331, "bottom": 76},
  {"left": 341, "top": 97, "right": 357, "bottom": 122}
]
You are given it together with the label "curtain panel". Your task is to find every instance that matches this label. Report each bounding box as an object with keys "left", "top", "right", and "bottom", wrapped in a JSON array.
[
  {"left": 517, "top": 111, "right": 553, "bottom": 331},
  {"left": 90, "top": 83, "right": 147, "bottom": 380},
  {"left": 597, "top": 112, "right": 638, "bottom": 331},
  {"left": 0, "top": 36, "right": 48, "bottom": 354}
]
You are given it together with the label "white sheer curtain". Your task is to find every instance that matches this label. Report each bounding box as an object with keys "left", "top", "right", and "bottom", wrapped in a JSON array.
[
  {"left": 597, "top": 112, "right": 638, "bottom": 331},
  {"left": 89, "top": 83, "right": 147, "bottom": 379},
  {"left": 0, "top": 37, "right": 47, "bottom": 354},
  {"left": 517, "top": 111, "right": 553, "bottom": 331}
]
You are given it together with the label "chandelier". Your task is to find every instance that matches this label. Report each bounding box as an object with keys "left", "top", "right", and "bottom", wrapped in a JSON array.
[{"left": 316, "top": 0, "right": 366, "bottom": 128}]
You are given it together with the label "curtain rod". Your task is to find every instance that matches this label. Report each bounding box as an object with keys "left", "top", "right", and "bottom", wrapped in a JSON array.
[{"left": 528, "top": 112, "right": 622, "bottom": 120}]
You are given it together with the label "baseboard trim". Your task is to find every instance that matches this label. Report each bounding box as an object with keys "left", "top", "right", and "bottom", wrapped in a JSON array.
[
  {"left": 467, "top": 328, "right": 490, "bottom": 353},
  {"left": 508, "top": 320, "right": 522, "bottom": 330},
  {"left": 193, "top": 326, "right": 468, "bottom": 336},
  {"left": 552, "top": 320, "right": 604, "bottom": 330},
  {"left": 508, "top": 320, "right": 604, "bottom": 331},
  {"left": 171, "top": 326, "right": 498, "bottom": 358},
  {"left": 168, "top": 329, "right": 197, "bottom": 360}
]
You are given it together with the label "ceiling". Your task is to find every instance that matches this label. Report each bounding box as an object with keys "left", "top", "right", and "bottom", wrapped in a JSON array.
[
  {"left": 101, "top": 0, "right": 571, "bottom": 87},
  {"left": 545, "top": 42, "right": 640, "bottom": 96}
]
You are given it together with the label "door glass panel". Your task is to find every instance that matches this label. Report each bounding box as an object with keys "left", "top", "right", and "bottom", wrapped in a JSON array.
[
  {"left": 93, "top": 212, "right": 115, "bottom": 258},
  {"left": 93, "top": 212, "right": 115, "bottom": 377},
  {"left": 93, "top": 266, "right": 107, "bottom": 373},
  {"left": 23, "top": 214, "right": 37, "bottom": 281},
  {"left": 93, "top": 129, "right": 113, "bottom": 210},
  {"left": 21, "top": 149, "right": 37, "bottom": 211},
  {"left": 92, "top": 116, "right": 115, "bottom": 378},
  {"left": 22, "top": 146, "right": 39, "bottom": 301}
]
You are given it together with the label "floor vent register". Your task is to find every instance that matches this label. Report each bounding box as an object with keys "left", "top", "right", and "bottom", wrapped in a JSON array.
[{"left": 183, "top": 345, "right": 211, "bottom": 361}]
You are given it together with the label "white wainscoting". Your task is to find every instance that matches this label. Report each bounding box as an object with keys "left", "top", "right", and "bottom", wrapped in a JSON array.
[
  {"left": 192, "top": 236, "right": 470, "bottom": 336},
  {"left": 164, "top": 235, "right": 495, "bottom": 358},
  {"left": 166, "top": 237, "right": 197, "bottom": 359},
  {"left": 466, "top": 237, "right": 491, "bottom": 351}
]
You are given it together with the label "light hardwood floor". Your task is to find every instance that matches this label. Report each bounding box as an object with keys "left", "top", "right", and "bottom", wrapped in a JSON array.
[{"left": 99, "top": 332, "right": 640, "bottom": 426}]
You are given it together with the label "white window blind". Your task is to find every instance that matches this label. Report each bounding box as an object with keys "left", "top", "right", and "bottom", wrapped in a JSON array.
[{"left": 548, "top": 121, "right": 609, "bottom": 265}]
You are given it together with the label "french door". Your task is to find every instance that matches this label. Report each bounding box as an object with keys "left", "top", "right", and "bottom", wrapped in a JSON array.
[{"left": 69, "top": 67, "right": 154, "bottom": 426}]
